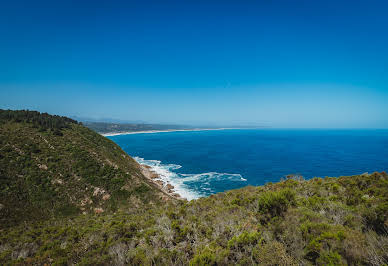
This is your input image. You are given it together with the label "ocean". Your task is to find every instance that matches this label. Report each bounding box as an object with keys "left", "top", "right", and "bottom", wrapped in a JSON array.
[{"left": 108, "top": 129, "right": 388, "bottom": 200}]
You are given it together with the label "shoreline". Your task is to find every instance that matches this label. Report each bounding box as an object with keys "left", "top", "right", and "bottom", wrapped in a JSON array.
[
  {"left": 139, "top": 163, "right": 185, "bottom": 200},
  {"left": 134, "top": 156, "right": 246, "bottom": 201},
  {"left": 101, "top": 127, "right": 245, "bottom": 137},
  {"left": 134, "top": 156, "right": 205, "bottom": 201}
]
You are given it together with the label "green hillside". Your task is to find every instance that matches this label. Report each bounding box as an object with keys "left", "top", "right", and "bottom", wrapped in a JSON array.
[
  {"left": 0, "top": 110, "right": 173, "bottom": 227},
  {"left": 0, "top": 110, "right": 387, "bottom": 265}
]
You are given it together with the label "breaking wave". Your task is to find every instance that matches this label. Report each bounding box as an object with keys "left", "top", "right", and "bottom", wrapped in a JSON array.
[{"left": 134, "top": 156, "right": 246, "bottom": 200}]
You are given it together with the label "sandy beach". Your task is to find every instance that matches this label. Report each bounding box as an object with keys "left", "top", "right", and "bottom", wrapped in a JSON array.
[{"left": 101, "top": 127, "right": 244, "bottom": 137}]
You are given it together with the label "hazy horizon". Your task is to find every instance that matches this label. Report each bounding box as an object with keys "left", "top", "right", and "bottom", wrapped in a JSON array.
[{"left": 1, "top": 1, "right": 387, "bottom": 128}]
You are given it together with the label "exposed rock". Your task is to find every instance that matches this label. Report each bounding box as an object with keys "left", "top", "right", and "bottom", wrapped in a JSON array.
[
  {"left": 140, "top": 165, "right": 160, "bottom": 180},
  {"left": 51, "top": 178, "right": 64, "bottom": 185},
  {"left": 60, "top": 241, "right": 67, "bottom": 249},
  {"left": 102, "top": 194, "right": 111, "bottom": 200},
  {"left": 156, "top": 180, "right": 164, "bottom": 186},
  {"left": 172, "top": 193, "right": 181, "bottom": 198},
  {"left": 80, "top": 198, "right": 93, "bottom": 206},
  {"left": 93, "top": 187, "right": 106, "bottom": 196},
  {"left": 150, "top": 172, "right": 159, "bottom": 179},
  {"left": 166, "top": 183, "right": 175, "bottom": 193},
  {"left": 94, "top": 208, "right": 104, "bottom": 214},
  {"left": 105, "top": 159, "right": 118, "bottom": 169},
  {"left": 12, "top": 145, "right": 24, "bottom": 155},
  {"left": 38, "top": 164, "right": 48, "bottom": 170},
  {"left": 160, "top": 195, "right": 170, "bottom": 201}
]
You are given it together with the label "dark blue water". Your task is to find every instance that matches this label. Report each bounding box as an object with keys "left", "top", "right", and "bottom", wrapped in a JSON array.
[{"left": 108, "top": 129, "right": 388, "bottom": 199}]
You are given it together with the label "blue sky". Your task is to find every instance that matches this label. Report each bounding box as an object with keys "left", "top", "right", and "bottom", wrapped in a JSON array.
[{"left": 0, "top": 0, "right": 387, "bottom": 127}]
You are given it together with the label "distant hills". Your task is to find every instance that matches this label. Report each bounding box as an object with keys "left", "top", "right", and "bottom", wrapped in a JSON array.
[
  {"left": 0, "top": 109, "right": 387, "bottom": 265},
  {"left": 83, "top": 121, "right": 191, "bottom": 134},
  {"left": 84, "top": 121, "right": 264, "bottom": 135},
  {"left": 74, "top": 115, "right": 263, "bottom": 135}
]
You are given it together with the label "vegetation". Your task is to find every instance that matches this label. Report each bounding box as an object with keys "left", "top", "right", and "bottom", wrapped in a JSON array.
[
  {"left": 1, "top": 110, "right": 387, "bottom": 265},
  {"left": 84, "top": 122, "right": 189, "bottom": 134},
  {"left": 0, "top": 109, "right": 79, "bottom": 135},
  {"left": 0, "top": 109, "right": 173, "bottom": 228}
]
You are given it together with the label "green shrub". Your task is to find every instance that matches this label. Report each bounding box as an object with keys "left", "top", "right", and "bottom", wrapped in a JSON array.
[
  {"left": 363, "top": 202, "right": 388, "bottom": 234},
  {"left": 305, "top": 238, "right": 322, "bottom": 261},
  {"left": 228, "top": 231, "right": 262, "bottom": 249},
  {"left": 316, "top": 251, "right": 344, "bottom": 266},
  {"left": 127, "top": 247, "right": 150, "bottom": 265},
  {"left": 307, "top": 195, "right": 326, "bottom": 210},
  {"left": 258, "top": 188, "right": 296, "bottom": 217},
  {"left": 190, "top": 247, "right": 217, "bottom": 266}
]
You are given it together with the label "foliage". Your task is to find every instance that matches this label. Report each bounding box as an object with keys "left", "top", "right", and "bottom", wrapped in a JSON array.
[
  {"left": 0, "top": 110, "right": 170, "bottom": 227},
  {"left": 0, "top": 109, "right": 78, "bottom": 133},
  {"left": 0, "top": 110, "right": 388, "bottom": 265},
  {"left": 258, "top": 188, "right": 296, "bottom": 218},
  {"left": 0, "top": 172, "right": 387, "bottom": 265}
]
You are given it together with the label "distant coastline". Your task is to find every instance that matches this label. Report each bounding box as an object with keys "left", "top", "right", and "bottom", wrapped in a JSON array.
[{"left": 101, "top": 127, "right": 245, "bottom": 137}]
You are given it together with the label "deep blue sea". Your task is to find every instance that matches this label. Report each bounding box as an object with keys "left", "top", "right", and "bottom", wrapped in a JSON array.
[{"left": 108, "top": 129, "right": 388, "bottom": 200}]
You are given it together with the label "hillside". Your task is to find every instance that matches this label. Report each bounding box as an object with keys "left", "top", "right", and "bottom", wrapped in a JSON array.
[
  {"left": 1, "top": 172, "right": 387, "bottom": 265},
  {"left": 0, "top": 110, "right": 387, "bottom": 265},
  {"left": 0, "top": 110, "right": 173, "bottom": 227}
]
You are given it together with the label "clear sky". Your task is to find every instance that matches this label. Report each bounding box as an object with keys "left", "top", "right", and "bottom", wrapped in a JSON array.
[{"left": 0, "top": 0, "right": 387, "bottom": 128}]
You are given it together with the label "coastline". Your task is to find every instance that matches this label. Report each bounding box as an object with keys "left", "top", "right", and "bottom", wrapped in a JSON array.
[
  {"left": 133, "top": 156, "right": 247, "bottom": 201},
  {"left": 101, "top": 127, "right": 245, "bottom": 137},
  {"left": 105, "top": 129, "right": 250, "bottom": 201},
  {"left": 139, "top": 163, "right": 185, "bottom": 200}
]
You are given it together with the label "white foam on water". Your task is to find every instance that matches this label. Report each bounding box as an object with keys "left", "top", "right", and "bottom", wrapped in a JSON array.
[
  {"left": 134, "top": 157, "right": 203, "bottom": 200},
  {"left": 180, "top": 172, "right": 247, "bottom": 182},
  {"left": 134, "top": 156, "right": 246, "bottom": 200}
]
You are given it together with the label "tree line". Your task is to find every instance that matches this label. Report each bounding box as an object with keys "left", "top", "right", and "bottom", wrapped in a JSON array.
[{"left": 0, "top": 109, "right": 79, "bottom": 135}]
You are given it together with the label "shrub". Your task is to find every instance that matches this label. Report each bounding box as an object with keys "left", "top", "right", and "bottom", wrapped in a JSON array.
[
  {"left": 307, "top": 195, "right": 326, "bottom": 210},
  {"left": 227, "top": 231, "right": 262, "bottom": 250},
  {"left": 253, "top": 241, "right": 297, "bottom": 265},
  {"left": 316, "top": 251, "right": 344, "bottom": 266},
  {"left": 258, "top": 188, "right": 296, "bottom": 217},
  {"left": 190, "top": 247, "right": 217, "bottom": 266},
  {"left": 127, "top": 247, "right": 150, "bottom": 265},
  {"left": 363, "top": 202, "right": 388, "bottom": 234}
]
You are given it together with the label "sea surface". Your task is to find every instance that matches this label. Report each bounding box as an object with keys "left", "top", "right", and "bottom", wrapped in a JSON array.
[{"left": 108, "top": 129, "right": 388, "bottom": 200}]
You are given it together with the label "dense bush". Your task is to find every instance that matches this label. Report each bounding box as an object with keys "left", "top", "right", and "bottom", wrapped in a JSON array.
[
  {"left": 0, "top": 109, "right": 78, "bottom": 133},
  {"left": 0, "top": 110, "right": 167, "bottom": 228},
  {"left": 1, "top": 110, "right": 387, "bottom": 265},
  {"left": 1, "top": 172, "right": 387, "bottom": 265},
  {"left": 258, "top": 188, "right": 296, "bottom": 218}
]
